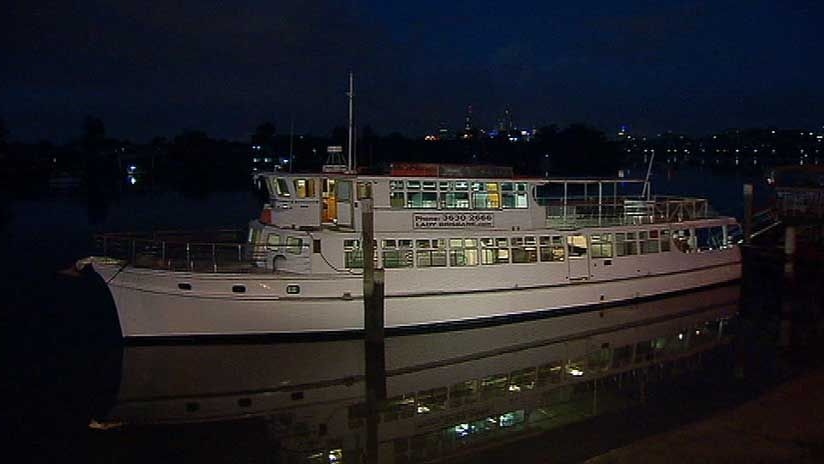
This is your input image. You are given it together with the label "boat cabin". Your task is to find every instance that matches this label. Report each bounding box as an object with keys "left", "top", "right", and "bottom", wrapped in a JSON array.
[{"left": 256, "top": 163, "right": 549, "bottom": 232}]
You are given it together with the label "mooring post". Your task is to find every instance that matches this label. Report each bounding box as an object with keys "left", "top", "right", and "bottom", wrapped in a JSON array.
[
  {"left": 743, "top": 183, "right": 753, "bottom": 244},
  {"left": 361, "top": 193, "right": 386, "bottom": 464}
]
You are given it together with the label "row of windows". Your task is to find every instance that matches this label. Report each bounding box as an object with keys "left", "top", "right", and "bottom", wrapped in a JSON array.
[
  {"left": 390, "top": 180, "right": 529, "bottom": 209},
  {"left": 342, "top": 228, "right": 684, "bottom": 269},
  {"left": 343, "top": 235, "right": 569, "bottom": 268}
]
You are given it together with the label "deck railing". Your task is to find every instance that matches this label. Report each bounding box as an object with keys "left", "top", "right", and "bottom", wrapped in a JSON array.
[
  {"left": 543, "top": 195, "right": 714, "bottom": 229},
  {"left": 94, "top": 229, "right": 271, "bottom": 273}
]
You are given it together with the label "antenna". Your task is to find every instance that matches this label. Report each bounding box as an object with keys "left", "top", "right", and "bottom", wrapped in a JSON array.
[
  {"left": 641, "top": 149, "right": 655, "bottom": 200},
  {"left": 347, "top": 72, "right": 354, "bottom": 172}
]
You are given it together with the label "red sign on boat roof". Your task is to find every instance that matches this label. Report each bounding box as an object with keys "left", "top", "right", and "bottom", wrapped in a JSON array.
[{"left": 389, "top": 162, "right": 515, "bottom": 179}]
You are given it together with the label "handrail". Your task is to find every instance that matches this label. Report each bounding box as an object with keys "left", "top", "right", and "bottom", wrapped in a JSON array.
[
  {"left": 543, "top": 194, "right": 717, "bottom": 229},
  {"left": 93, "top": 230, "right": 306, "bottom": 273}
]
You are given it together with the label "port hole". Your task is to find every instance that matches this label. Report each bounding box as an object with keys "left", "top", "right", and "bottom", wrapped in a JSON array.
[
  {"left": 232, "top": 285, "right": 246, "bottom": 293},
  {"left": 185, "top": 402, "right": 200, "bottom": 412},
  {"left": 178, "top": 283, "right": 192, "bottom": 290},
  {"left": 286, "top": 285, "right": 300, "bottom": 294},
  {"left": 291, "top": 392, "right": 304, "bottom": 401},
  {"left": 238, "top": 398, "right": 252, "bottom": 408}
]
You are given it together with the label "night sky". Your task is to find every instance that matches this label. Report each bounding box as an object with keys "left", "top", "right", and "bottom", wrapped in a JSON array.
[{"left": 4, "top": 0, "right": 823, "bottom": 143}]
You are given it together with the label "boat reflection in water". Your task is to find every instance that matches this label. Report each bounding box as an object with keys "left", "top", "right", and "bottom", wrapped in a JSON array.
[{"left": 98, "top": 285, "right": 739, "bottom": 463}]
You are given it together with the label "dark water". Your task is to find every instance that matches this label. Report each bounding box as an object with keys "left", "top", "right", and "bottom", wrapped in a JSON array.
[{"left": 2, "top": 167, "right": 819, "bottom": 463}]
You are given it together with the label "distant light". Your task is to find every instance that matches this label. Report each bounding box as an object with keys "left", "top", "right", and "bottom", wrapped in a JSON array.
[{"left": 128, "top": 165, "right": 136, "bottom": 172}]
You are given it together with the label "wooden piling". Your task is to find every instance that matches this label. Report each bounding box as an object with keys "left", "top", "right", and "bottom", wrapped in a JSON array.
[{"left": 361, "top": 193, "right": 386, "bottom": 464}]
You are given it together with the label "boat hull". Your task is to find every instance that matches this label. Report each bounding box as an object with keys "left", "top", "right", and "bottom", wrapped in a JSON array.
[{"left": 90, "top": 255, "right": 741, "bottom": 339}]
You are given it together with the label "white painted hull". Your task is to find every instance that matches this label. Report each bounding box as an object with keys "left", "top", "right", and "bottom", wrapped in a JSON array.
[{"left": 90, "top": 247, "right": 741, "bottom": 338}]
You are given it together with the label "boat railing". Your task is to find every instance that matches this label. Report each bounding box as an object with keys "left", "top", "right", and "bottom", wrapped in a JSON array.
[
  {"left": 543, "top": 195, "right": 714, "bottom": 229},
  {"left": 94, "top": 229, "right": 272, "bottom": 273}
]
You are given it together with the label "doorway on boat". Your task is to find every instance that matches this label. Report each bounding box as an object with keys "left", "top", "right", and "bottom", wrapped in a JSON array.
[
  {"left": 322, "top": 178, "right": 353, "bottom": 227},
  {"left": 322, "top": 178, "right": 337, "bottom": 223},
  {"left": 566, "top": 234, "right": 590, "bottom": 280}
]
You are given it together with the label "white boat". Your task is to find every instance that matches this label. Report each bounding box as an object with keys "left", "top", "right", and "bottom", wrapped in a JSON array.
[{"left": 78, "top": 162, "right": 742, "bottom": 339}]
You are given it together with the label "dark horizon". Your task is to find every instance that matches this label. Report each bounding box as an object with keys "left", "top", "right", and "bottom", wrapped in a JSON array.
[{"left": 4, "top": 0, "right": 823, "bottom": 144}]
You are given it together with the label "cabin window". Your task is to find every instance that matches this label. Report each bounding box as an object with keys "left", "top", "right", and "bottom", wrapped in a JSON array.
[
  {"left": 406, "top": 180, "right": 421, "bottom": 190},
  {"left": 336, "top": 181, "right": 352, "bottom": 202},
  {"left": 422, "top": 181, "right": 437, "bottom": 191},
  {"left": 590, "top": 233, "right": 613, "bottom": 259},
  {"left": 344, "top": 239, "right": 364, "bottom": 268},
  {"left": 454, "top": 180, "right": 469, "bottom": 190},
  {"left": 641, "top": 231, "right": 660, "bottom": 254},
  {"left": 286, "top": 236, "right": 303, "bottom": 254},
  {"left": 443, "top": 191, "right": 470, "bottom": 209},
  {"left": 471, "top": 183, "right": 501, "bottom": 209},
  {"left": 382, "top": 240, "right": 413, "bottom": 268},
  {"left": 481, "top": 237, "right": 509, "bottom": 264},
  {"left": 415, "top": 239, "right": 447, "bottom": 267},
  {"left": 449, "top": 238, "right": 479, "bottom": 266},
  {"left": 539, "top": 235, "right": 565, "bottom": 261},
  {"left": 248, "top": 228, "right": 261, "bottom": 244},
  {"left": 274, "top": 178, "right": 291, "bottom": 197},
  {"left": 615, "top": 232, "right": 638, "bottom": 256},
  {"left": 511, "top": 236, "right": 538, "bottom": 263},
  {"left": 266, "top": 234, "right": 282, "bottom": 248},
  {"left": 407, "top": 191, "right": 438, "bottom": 209},
  {"left": 293, "top": 178, "right": 316, "bottom": 198},
  {"left": 566, "top": 235, "right": 588, "bottom": 259},
  {"left": 390, "top": 192, "right": 405, "bottom": 208},
  {"left": 357, "top": 182, "right": 371, "bottom": 200},
  {"left": 501, "top": 183, "right": 528, "bottom": 209}
]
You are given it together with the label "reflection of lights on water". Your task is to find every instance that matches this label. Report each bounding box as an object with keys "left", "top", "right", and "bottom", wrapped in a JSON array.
[
  {"left": 417, "top": 405, "right": 430, "bottom": 414},
  {"left": 567, "top": 367, "right": 584, "bottom": 376},
  {"left": 128, "top": 175, "right": 137, "bottom": 185},
  {"left": 453, "top": 423, "right": 471, "bottom": 437},
  {"left": 327, "top": 449, "right": 342, "bottom": 463}
]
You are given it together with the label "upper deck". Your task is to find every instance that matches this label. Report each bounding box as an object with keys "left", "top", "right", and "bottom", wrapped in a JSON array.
[{"left": 255, "top": 164, "right": 722, "bottom": 233}]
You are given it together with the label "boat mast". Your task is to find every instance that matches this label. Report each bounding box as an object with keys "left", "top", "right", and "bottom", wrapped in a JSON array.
[{"left": 347, "top": 72, "right": 355, "bottom": 172}]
